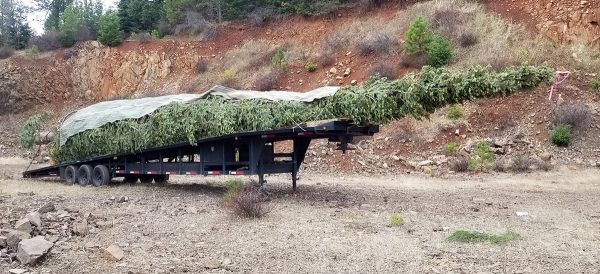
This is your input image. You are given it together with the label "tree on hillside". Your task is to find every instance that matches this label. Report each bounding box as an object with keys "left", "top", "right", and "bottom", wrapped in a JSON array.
[
  {"left": 98, "top": 10, "right": 123, "bottom": 47},
  {"left": 0, "top": 0, "right": 33, "bottom": 49},
  {"left": 404, "top": 17, "right": 433, "bottom": 55},
  {"left": 34, "top": 0, "right": 73, "bottom": 31},
  {"left": 117, "top": 0, "right": 164, "bottom": 34},
  {"left": 57, "top": 0, "right": 103, "bottom": 47}
]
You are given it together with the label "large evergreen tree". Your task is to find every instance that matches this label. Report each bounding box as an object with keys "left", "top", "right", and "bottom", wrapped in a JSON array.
[
  {"left": 0, "top": 0, "right": 32, "bottom": 49},
  {"left": 98, "top": 10, "right": 123, "bottom": 47},
  {"left": 118, "top": 0, "right": 164, "bottom": 33}
]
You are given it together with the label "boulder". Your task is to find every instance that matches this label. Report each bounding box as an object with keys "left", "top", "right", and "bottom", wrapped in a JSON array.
[
  {"left": 7, "top": 230, "right": 31, "bottom": 252},
  {"left": 37, "top": 202, "right": 56, "bottom": 214},
  {"left": 26, "top": 212, "right": 42, "bottom": 227},
  {"left": 104, "top": 244, "right": 124, "bottom": 261},
  {"left": 16, "top": 236, "right": 53, "bottom": 265},
  {"left": 14, "top": 218, "right": 32, "bottom": 233}
]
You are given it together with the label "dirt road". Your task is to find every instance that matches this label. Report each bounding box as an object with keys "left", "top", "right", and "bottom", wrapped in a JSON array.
[{"left": 1, "top": 158, "right": 599, "bottom": 273}]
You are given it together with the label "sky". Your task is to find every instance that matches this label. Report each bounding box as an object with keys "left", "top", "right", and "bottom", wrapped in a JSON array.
[{"left": 24, "top": 0, "right": 119, "bottom": 35}]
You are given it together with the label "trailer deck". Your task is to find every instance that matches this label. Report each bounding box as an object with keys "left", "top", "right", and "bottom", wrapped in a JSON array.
[{"left": 23, "top": 120, "right": 379, "bottom": 189}]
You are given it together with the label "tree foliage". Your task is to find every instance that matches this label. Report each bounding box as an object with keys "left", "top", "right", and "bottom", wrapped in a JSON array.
[
  {"left": 0, "top": 0, "right": 32, "bottom": 49},
  {"left": 404, "top": 17, "right": 433, "bottom": 55},
  {"left": 58, "top": 0, "right": 102, "bottom": 47},
  {"left": 98, "top": 10, "right": 123, "bottom": 47},
  {"left": 426, "top": 35, "right": 454, "bottom": 68},
  {"left": 53, "top": 65, "right": 553, "bottom": 163},
  {"left": 118, "top": 0, "right": 164, "bottom": 33}
]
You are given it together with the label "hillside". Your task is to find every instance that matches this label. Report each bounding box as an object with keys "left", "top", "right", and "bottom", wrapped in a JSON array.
[{"left": 0, "top": 0, "right": 599, "bottom": 174}]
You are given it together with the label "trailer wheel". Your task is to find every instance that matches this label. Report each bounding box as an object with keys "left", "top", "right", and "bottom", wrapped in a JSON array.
[
  {"left": 77, "top": 165, "right": 93, "bottom": 186},
  {"left": 154, "top": 175, "right": 169, "bottom": 184},
  {"left": 64, "top": 165, "right": 78, "bottom": 184},
  {"left": 139, "top": 175, "right": 153, "bottom": 184},
  {"left": 123, "top": 175, "right": 138, "bottom": 184},
  {"left": 92, "top": 165, "right": 110, "bottom": 187}
]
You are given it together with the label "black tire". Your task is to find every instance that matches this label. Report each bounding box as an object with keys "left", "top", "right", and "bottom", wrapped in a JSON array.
[
  {"left": 123, "top": 175, "right": 138, "bottom": 184},
  {"left": 64, "top": 165, "right": 78, "bottom": 185},
  {"left": 92, "top": 165, "right": 110, "bottom": 187},
  {"left": 154, "top": 175, "right": 169, "bottom": 184},
  {"left": 77, "top": 165, "right": 93, "bottom": 186},
  {"left": 139, "top": 175, "right": 154, "bottom": 184}
]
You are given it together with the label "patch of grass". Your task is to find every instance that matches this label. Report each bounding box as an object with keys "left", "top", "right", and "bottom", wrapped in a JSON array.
[
  {"left": 511, "top": 155, "right": 530, "bottom": 173},
  {"left": 25, "top": 46, "right": 41, "bottom": 59},
  {"left": 305, "top": 62, "right": 317, "bottom": 72},
  {"left": 446, "top": 104, "right": 464, "bottom": 121},
  {"left": 550, "top": 124, "right": 572, "bottom": 147},
  {"left": 592, "top": 74, "right": 600, "bottom": 93},
  {"left": 390, "top": 212, "right": 404, "bottom": 227},
  {"left": 225, "top": 178, "right": 244, "bottom": 202},
  {"left": 448, "top": 230, "right": 520, "bottom": 245},
  {"left": 445, "top": 142, "right": 459, "bottom": 156}
]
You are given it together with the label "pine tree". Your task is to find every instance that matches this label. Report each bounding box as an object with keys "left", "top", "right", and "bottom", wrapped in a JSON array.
[
  {"left": 98, "top": 11, "right": 123, "bottom": 47},
  {"left": 404, "top": 17, "right": 433, "bottom": 55}
]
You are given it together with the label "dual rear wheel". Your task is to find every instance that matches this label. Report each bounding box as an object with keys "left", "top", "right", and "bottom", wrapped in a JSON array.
[{"left": 63, "top": 164, "right": 111, "bottom": 186}]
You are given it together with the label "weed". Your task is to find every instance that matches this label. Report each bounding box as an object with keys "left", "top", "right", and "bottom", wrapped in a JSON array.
[
  {"left": 196, "top": 58, "right": 208, "bottom": 73},
  {"left": 458, "top": 31, "right": 478, "bottom": 48},
  {"left": 445, "top": 142, "right": 459, "bottom": 156},
  {"left": 20, "top": 114, "right": 45, "bottom": 150},
  {"left": 369, "top": 63, "right": 396, "bottom": 80},
  {"left": 225, "top": 178, "right": 244, "bottom": 202},
  {"left": 450, "top": 157, "right": 469, "bottom": 172},
  {"left": 469, "top": 142, "right": 495, "bottom": 171},
  {"left": 25, "top": 46, "right": 41, "bottom": 59},
  {"left": 271, "top": 48, "right": 288, "bottom": 71},
  {"left": 255, "top": 71, "right": 280, "bottom": 91},
  {"left": 228, "top": 183, "right": 271, "bottom": 218},
  {"left": 550, "top": 124, "right": 572, "bottom": 147},
  {"left": 552, "top": 103, "right": 593, "bottom": 132},
  {"left": 448, "top": 230, "right": 520, "bottom": 245},
  {"left": 319, "top": 54, "right": 336, "bottom": 67},
  {"left": 356, "top": 31, "right": 398, "bottom": 56},
  {"left": 536, "top": 160, "right": 553, "bottom": 171},
  {"left": 219, "top": 69, "right": 240, "bottom": 89},
  {"left": 390, "top": 212, "right": 404, "bottom": 227},
  {"left": 492, "top": 159, "right": 508, "bottom": 172},
  {"left": 592, "top": 74, "right": 600, "bottom": 93},
  {"left": 400, "top": 54, "right": 427, "bottom": 68},
  {"left": 305, "top": 62, "right": 317, "bottom": 72},
  {"left": 446, "top": 105, "right": 464, "bottom": 121},
  {"left": 511, "top": 155, "right": 530, "bottom": 173}
]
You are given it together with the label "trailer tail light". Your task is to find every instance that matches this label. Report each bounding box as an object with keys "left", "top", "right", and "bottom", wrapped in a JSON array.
[
  {"left": 206, "top": 171, "right": 221, "bottom": 175},
  {"left": 185, "top": 171, "right": 198, "bottom": 175},
  {"left": 229, "top": 171, "right": 245, "bottom": 175},
  {"left": 146, "top": 171, "right": 158, "bottom": 175},
  {"left": 115, "top": 170, "right": 124, "bottom": 174},
  {"left": 297, "top": 131, "right": 315, "bottom": 136},
  {"left": 129, "top": 171, "right": 140, "bottom": 174},
  {"left": 165, "top": 171, "right": 177, "bottom": 175}
]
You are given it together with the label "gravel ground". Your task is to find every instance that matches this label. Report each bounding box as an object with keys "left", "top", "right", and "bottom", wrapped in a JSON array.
[{"left": 1, "top": 158, "right": 599, "bottom": 273}]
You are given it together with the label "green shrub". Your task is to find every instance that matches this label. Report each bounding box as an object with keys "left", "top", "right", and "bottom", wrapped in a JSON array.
[
  {"left": 305, "top": 62, "right": 317, "bottom": 72},
  {"left": 426, "top": 35, "right": 454, "bottom": 67},
  {"left": 551, "top": 124, "right": 572, "bottom": 147},
  {"left": 98, "top": 11, "right": 123, "bottom": 47},
  {"left": 446, "top": 104, "right": 463, "bottom": 121},
  {"left": 225, "top": 178, "right": 244, "bottom": 201},
  {"left": 404, "top": 17, "right": 433, "bottom": 55},
  {"left": 445, "top": 142, "right": 459, "bottom": 156},
  {"left": 591, "top": 74, "right": 600, "bottom": 93},
  {"left": 390, "top": 212, "right": 404, "bottom": 227},
  {"left": 20, "top": 115, "right": 45, "bottom": 150},
  {"left": 271, "top": 49, "right": 288, "bottom": 71},
  {"left": 25, "top": 46, "right": 40, "bottom": 59},
  {"left": 469, "top": 141, "right": 495, "bottom": 171}
]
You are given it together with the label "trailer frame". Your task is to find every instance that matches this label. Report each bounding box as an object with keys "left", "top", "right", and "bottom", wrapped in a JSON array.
[{"left": 23, "top": 120, "right": 379, "bottom": 190}]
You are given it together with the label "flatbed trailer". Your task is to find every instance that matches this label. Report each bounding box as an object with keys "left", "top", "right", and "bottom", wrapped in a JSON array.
[{"left": 23, "top": 120, "right": 379, "bottom": 190}]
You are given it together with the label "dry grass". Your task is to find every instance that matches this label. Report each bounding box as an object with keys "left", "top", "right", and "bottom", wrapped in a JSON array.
[{"left": 552, "top": 103, "right": 593, "bottom": 132}]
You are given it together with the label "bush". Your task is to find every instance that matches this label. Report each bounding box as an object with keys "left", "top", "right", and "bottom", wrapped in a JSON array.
[
  {"left": 592, "top": 74, "right": 600, "bottom": 92},
  {"left": 74, "top": 25, "right": 95, "bottom": 42},
  {"left": 248, "top": 7, "right": 275, "bottom": 27},
  {"left": 551, "top": 124, "right": 572, "bottom": 147},
  {"left": 356, "top": 31, "right": 398, "bottom": 56},
  {"left": 305, "top": 62, "right": 317, "bottom": 72},
  {"left": 271, "top": 49, "right": 288, "bottom": 70},
  {"left": 219, "top": 69, "right": 240, "bottom": 89},
  {"left": 30, "top": 32, "right": 62, "bottom": 51},
  {"left": 404, "top": 17, "right": 433, "bottom": 55},
  {"left": 20, "top": 115, "right": 45, "bottom": 150},
  {"left": 137, "top": 32, "right": 152, "bottom": 44},
  {"left": 553, "top": 103, "right": 593, "bottom": 132},
  {"left": 255, "top": 72, "right": 280, "bottom": 91},
  {"left": 445, "top": 142, "right": 458, "bottom": 156},
  {"left": 432, "top": 9, "right": 462, "bottom": 30},
  {"left": 368, "top": 63, "right": 396, "bottom": 80},
  {"left": 458, "top": 32, "right": 479, "bottom": 48},
  {"left": 427, "top": 35, "right": 454, "bottom": 68},
  {"left": 98, "top": 11, "right": 123, "bottom": 47},
  {"left": 228, "top": 184, "right": 271, "bottom": 218},
  {"left": 25, "top": 46, "right": 41, "bottom": 59},
  {"left": 511, "top": 155, "right": 531, "bottom": 173},
  {"left": 0, "top": 46, "right": 14, "bottom": 59},
  {"left": 446, "top": 104, "right": 464, "bottom": 121},
  {"left": 225, "top": 178, "right": 244, "bottom": 203},
  {"left": 450, "top": 157, "right": 469, "bottom": 172},
  {"left": 319, "top": 54, "right": 336, "bottom": 67},
  {"left": 158, "top": 21, "right": 173, "bottom": 37},
  {"left": 390, "top": 212, "right": 404, "bottom": 227},
  {"left": 399, "top": 54, "right": 427, "bottom": 69},
  {"left": 174, "top": 11, "right": 217, "bottom": 41},
  {"left": 196, "top": 58, "right": 208, "bottom": 73}
]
